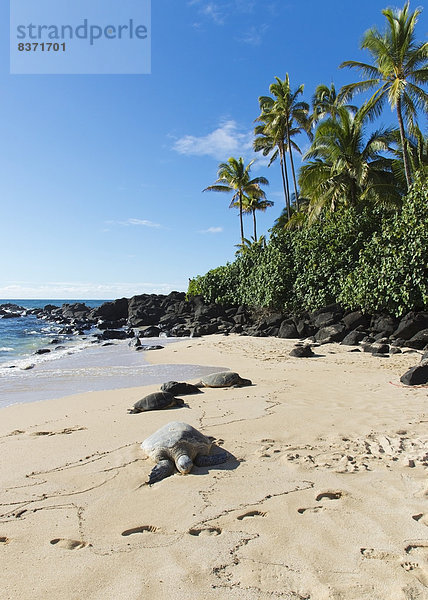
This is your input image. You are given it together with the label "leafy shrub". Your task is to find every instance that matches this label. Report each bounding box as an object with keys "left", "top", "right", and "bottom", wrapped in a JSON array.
[
  {"left": 235, "top": 235, "right": 295, "bottom": 308},
  {"left": 340, "top": 173, "right": 428, "bottom": 315},
  {"left": 289, "top": 206, "right": 382, "bottom": 310},
  {"left": 187, "top": 263, "right": 240, "bottom": 305},
  {"left": 187, "top": 176, "right": 427, "bottom": 315}
]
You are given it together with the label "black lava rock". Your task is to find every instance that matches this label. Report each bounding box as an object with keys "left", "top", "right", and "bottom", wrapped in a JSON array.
[
  {"left": 392, "top": 312, "right": 428, "bottom": 340},
  {"left": 278, "top": 321, "right": 298, "bottom": 339},
  {"left": 289, "top": 344, "right": 315, "bottom": 358},
  {"left": 340, "top": 330, "right": 366, "bottom": 346},
  {"left": 315, "top": 323, "right": 347, "bottom": 344},
  {"left": 400, "top": 363, "right": 428, "bottom": 386}
]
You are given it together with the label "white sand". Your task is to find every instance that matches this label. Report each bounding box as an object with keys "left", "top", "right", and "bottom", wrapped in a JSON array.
[{"left": 0, "top": 334, "right": 427, "bottom": 600}]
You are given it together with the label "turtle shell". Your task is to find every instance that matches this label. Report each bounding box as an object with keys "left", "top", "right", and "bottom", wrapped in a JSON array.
[
  {"left": 131, "top": 392, "right": 182, "bottom": 413},
  {"left": 141, "top": 421, "right": 211, "bottom": 461},
  {"left": 198, "top": 371, "right": 252, "bottom": 387},
  {"left": 161, "top": 381, "right": 202, "bottom": 395}
]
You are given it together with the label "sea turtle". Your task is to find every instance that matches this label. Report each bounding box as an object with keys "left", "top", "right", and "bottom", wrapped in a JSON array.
[
  {"left": 129, "top": 392, "right": 185, "bottom": 414},
  {"left": 195, "top": 371, "right": 252, "bottom": 388},
  {"left": 160, "top": 381, "right": 202, "bottom": 395},
  {"left": 141, "top": 421, "right": 228, "bottom": 484}
]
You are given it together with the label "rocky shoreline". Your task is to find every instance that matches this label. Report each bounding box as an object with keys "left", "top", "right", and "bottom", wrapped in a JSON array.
[{"left": 1, "top": 293, "right": 427, "bottom": 383}]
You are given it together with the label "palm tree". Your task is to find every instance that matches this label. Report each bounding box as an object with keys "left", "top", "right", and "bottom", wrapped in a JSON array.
[
  {"left": 254, "top": 116, "right": 293, "bottom": 220},
  {"left": 311, "top": 83, "right": 357, "bottom": 124},
  {"left": 339, "top": 1, "right": 428, "bottom": 190},
  {"left": 235, "top": 235, "right": 267, "bottom": 257},
  {"left": 255, "top": 74, "right": 311, "bottom": 215},
  {"left": 391, "top": 124, "right": 428, "bottom": 184},
  {"left": 271, "top": 198, "right": 310, "bottom": 232},
  {"left": 299, "top": 106, "right": 401, "bottom": 223},
  {"left": 203, "top": 157, "right": 268, "bottom": 242},
  {"left": 240, "top": 192, "right": 274, "bottom": 240}
]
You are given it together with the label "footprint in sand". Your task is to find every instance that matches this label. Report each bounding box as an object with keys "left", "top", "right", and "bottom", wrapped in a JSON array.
[
  {"left": 0, "top": 536, "right": 10, "bottom": 545},
  {"left": 413, "top": 514, "right": 428, "bottom": 527},
  {"left": 298, "top": 491, "right": 344, "bottom": 514},
  {"left": 31, "top": 427, "right": 87, "bottom": 437},
  {"left": 401, "top": 542, "right": 428, "bottom": 588},
  {"left": 255, "top": 439, "right": 282, "bottom": 459},
  {"left": 360, "top": 547, "right": 398, "bottom": 560},
  {"left": 315, "top": 490, "right": 344, "bottom": 502},
  {"left": 121, "top": 526, "right": 158, "bottom": 536},
  {"left": 188, "top": 527, "right": 221, "bottom": 537},
  {"left": 237, "top": 510, "right": 267, "bottom": 520},
  {"left": 50, "top": 538, "right": 88, "bottom": 550}
]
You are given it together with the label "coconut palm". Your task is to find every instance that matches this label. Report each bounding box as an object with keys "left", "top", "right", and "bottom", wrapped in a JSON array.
[
  {"left": 254, "top": 117, "right": 294, "bottom": 220},
  {"left": 311, "top": 83, "right": 357, "bottom": 124},
  {"left": 240, "top": 193, "right": 274, "bottom": 240},
  {"left": 271, "top": 198, "right": 310, "bottom": 232},
  {"left": 299, "top": 106, "right": 401, "bottom": 223},
  {"left": 235, "top": 235, "right": 267, "bottom": 257},
  {"left": 391, "top": 125, "right": 428, "bottom": 184},
  {"left": 255, "top": 74, "right": 311, "bottom": 215},
  {"left": 203, "top": 157, "right": 269, "bottom": 242},
  {"left": 339, "top": 1, "right": 428, "bottom": 190}
]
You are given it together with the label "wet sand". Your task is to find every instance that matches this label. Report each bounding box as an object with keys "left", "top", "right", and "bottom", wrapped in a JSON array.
[
  {"left": 0, "top": 338, "right": 224, "bottom": 407},
  {"left": 0, "top": 334, "right": 427, "bottom": 600}
]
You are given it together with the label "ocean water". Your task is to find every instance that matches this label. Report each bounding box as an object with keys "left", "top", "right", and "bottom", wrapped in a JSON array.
[
  {"left": 0, "top": 300, "right": 224, "bottom": 409},
  {"left": 0, "top": 299, "right": 105, "bottom": 367}
]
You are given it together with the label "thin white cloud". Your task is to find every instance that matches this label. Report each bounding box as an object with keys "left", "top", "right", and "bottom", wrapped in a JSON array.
[
  {"left": 173, "top": 119, "right": 272, "bottom": 169},
  {"left": 237, "top": 24, "right": 269, "bottom": 46},
  {"left": 203, "top": 3, "right": 224, "bottom": 24},
  {"left": 106, "top": 218, "right": 162, "bottom": 228},
  {"left": 0, "top": 281, "right": 186, "bottom": 300},
  {"left": 126, "top": 218, "right": 161, "bottom": 228},
  {"left": 187, "top": 0, "right": 224, "bottom": 24},
  {"left": 199, "top": 226, "right": 223, "bottom": 234},
  {"left": 173, "top": 120, "right": 253, "bottom": 161},
  {"left": 234, "top": 0, "right": 256, "bottom": 13},
  {"left": 188, "top": 0, "right": 257, "bottom": 23}
]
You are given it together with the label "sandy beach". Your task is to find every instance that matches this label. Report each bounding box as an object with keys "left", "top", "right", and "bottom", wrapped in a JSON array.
[{"left": 1, "top": 334, "right": 427, "bottom": 600}]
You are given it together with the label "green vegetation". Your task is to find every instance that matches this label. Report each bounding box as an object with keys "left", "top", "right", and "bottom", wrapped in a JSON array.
[
  {"left": 240, "top": 194, "right": 274, "bottom": 241},
  {"left": 340, "top": 173, "right": 428, "bottom": 315},
  {"left": 190, "top": 3, "right": 428, "bottom": 317},
  {"left": 299, "top": 105, "right": 401, "bottom": 223},
  {"left": 203, "top": 157, "right": 269, "bottom": 243},
  {"left": 255, "top": 73, "right": 311, "bottom": 218},
  {"left": 339, "top": 1, "right": 428, "bottom": 190}
]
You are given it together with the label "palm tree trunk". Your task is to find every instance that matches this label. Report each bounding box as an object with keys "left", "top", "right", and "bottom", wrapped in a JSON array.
[
  {"left": 252, "top": 210, "right": 257, "bottom": 240},
  {"left": 396, "top": 96, "right": 412, "bottom": 190},
  {"left": 286, "top": 121, "right": 300, "bottom": 212},
  {"left": 239, "top": 189, "right": 244, "bottom": 242},
  {"left": 279, "top": 145, "right": 291, "bottom": 220}
]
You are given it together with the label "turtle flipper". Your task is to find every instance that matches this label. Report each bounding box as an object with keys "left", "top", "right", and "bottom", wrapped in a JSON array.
[
  {"left": 194, "top": 451, "right": 228, "bottom": 467},
  {"left": 148, "top": 459, "right": 175, "bottom": 484}
]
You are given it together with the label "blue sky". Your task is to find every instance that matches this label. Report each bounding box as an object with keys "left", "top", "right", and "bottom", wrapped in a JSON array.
[{"left": 1, "top": 0, "right": 427, "bottom": 299}]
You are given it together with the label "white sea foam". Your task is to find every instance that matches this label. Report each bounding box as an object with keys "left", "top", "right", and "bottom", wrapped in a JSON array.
[
  {"left": 0, "top": 337, "right": 225, "bottom": 408},
  {"left": 0, "top": 339, "right": 94, "bottom": 373},
  {"left": 0, "top": 347, "right": 14, "bottom": 352}
]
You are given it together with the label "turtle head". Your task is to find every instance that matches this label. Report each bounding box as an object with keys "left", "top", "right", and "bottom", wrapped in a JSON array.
[{"left": 176, "top": 454, "right": 193, "bottom": 474}]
